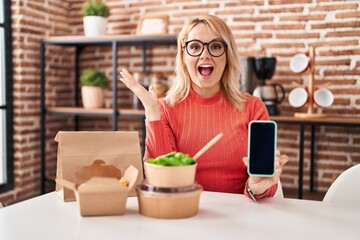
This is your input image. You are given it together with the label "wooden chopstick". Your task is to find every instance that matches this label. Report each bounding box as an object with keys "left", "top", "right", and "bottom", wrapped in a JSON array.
[{"left": 193, "top": 133, "right": 223, "bottom": 160}]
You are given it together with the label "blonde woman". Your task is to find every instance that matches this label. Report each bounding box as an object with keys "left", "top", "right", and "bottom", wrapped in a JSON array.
[{"left": 120, "top": 14, "right": 288, "bottom": 200}]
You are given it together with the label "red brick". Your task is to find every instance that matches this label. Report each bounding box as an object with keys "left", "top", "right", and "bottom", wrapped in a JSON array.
[
  {"left": 326, "top": 30, "right": 360, "bottom": 37},
  {"left": 279, "top": 14, "right": 325, "bottom": 21},
  {"left": 309, "top": 3, "right": 358, "bottom": 12},
  {"left": 269, "top": 0, "right": 312, "bottom": 4},
  {"left": 262, "top": 23, "right": 305, "bottom": 30},
  {"left": 225, "top": 1, "right": 263, "bottom": 7},
  {"left": 335, "top": 11, "right": 360, "bottom": 19},
  {"left": 311, "top": 21, "right": 360, "bottom": 29},
  {"left": 260, "top": 7, "right": 303, "bottom": 14},
  {"left": 276, "top": 33, "right": 320, "bottom": 39}
]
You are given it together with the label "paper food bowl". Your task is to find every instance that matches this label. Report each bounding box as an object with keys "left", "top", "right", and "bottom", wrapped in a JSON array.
[
  {"left": 144, "top": 162, "right": 197, "bottom": 188},
  {"left": 56, "top": 160, "right": 139, "bottom": 216},
  {"left": 137, "top": 181, "right": 202, "bottom": 219}
]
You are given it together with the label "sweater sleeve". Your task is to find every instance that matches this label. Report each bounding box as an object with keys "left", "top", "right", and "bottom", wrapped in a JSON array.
[
  {"left": 143, "top": 100, "right": 177, "bottom": 161},
  {"left": 244, "top": 180, "right": 278, "bottom": 200}
]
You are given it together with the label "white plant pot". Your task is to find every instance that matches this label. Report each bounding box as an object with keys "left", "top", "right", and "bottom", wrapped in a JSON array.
[
  {"left": 81, "top": 86, "right": 105, "bottom": 109},
  {"left": 83, "top": 16, "right": 107, "bottom": 37}
]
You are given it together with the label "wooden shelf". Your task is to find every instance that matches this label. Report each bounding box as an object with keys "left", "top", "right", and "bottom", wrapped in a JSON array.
[
  {"left": 118, "top": 108, "right": 146, "bottom": 117},
  {"left": 47, "top": 106, "right": 112, "bottom": 115},
  {"left": 46, "top": 106, "right": 145, "bottom": 118},
  {"left": 43, "top": 34, "right": 177, "bottom": 47}
]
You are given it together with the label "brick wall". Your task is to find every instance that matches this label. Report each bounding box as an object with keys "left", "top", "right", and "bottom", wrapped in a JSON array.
[{"left": 1, "top": 0, "right": 359, "bottom": 205}]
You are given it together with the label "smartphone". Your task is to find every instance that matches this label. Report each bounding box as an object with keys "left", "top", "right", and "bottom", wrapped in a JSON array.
[{"left": 247, "top": 120, "right": 277, "bottom": 177}]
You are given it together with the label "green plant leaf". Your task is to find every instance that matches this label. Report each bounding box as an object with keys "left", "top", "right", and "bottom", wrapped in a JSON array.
[
  {"left": 80, "top": 69, "right": 109, "bottom": 88},
  {"left": 82, "top": 0, "right": 110, "bottom": 17}
]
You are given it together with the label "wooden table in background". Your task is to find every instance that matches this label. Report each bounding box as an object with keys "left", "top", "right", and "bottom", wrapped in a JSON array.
[{"left": 271, "top": 115, "right": 360, "bottom": 199}]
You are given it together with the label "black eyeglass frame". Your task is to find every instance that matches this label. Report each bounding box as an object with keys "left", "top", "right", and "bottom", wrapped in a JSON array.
[{"left": 183, "top": 39, "right": 228, "bottom": 57}]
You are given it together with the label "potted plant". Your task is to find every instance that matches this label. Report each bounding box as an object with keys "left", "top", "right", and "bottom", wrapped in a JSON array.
[
  {"left": 82, "top": 0, "right": 110, "bottom": 37},
  {"left": 80, "top": 69, "right": 109, "bottom": 108}
]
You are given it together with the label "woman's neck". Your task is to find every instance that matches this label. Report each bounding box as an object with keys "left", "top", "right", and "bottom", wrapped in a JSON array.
[{"left": 191, "top": 83, "right": 221, "bottom": 97}]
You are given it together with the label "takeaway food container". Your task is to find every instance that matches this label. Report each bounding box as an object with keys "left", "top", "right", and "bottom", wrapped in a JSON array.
[{"left": 137, "top": 181, "right": 202, "bottom": 219}]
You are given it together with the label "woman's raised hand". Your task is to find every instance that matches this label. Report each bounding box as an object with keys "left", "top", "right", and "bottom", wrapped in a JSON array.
[
  {"left": 119, "top": 68, "right": 161, "bottom": 121},
  {"left": 243, "top": 149, "right": 289, "bottom": 195}
]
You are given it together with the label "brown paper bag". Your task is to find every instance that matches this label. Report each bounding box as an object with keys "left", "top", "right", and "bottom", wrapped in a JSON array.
[{"left": 55, "top": 131, "right": 143, "bottom": 202}]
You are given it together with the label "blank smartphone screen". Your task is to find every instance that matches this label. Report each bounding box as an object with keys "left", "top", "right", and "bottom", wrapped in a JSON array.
[{"left": 248, "top": 121, "right": 276, "bottom": 176}]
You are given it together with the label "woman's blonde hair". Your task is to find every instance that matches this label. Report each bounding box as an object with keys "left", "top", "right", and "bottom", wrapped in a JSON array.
[{"left": 165, "top": 14, "right": 248, "bottom": 110}]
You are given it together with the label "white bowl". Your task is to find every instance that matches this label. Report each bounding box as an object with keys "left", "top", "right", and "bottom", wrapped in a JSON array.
[
  {"left": 290, "top": 53, "right": 309, "bottom": 73},
  {"left": 314, "top": 88, "right": 334, "bottom": 108},
  {"left": 289, "top": 87, "right": 308, "bottom": 108}
]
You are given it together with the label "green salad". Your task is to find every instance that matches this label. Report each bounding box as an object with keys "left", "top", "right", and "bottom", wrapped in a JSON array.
[{"left": 147, "top": 152, "right": 196, "bottom": 166}]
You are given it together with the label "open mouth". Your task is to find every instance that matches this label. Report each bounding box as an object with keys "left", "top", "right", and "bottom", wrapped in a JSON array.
[{"left": 198, "top": 65, "right": 214, "bottom": 77}]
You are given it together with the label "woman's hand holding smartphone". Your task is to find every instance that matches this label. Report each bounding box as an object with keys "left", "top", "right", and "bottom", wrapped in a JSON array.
[
  {"left": 243, "top": 120, "right": 289, "bottom": 197},
  {"left": 247, "top": 120, "right": 277, "bottom": 177}
]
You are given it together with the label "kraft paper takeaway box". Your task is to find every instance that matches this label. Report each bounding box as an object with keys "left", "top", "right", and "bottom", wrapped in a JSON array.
[
  {"left": 56, "top": 161, "right": 139, "bottom": 216},
  {"left": 55, "top": 131, "right": 143, "bottom": 202}
]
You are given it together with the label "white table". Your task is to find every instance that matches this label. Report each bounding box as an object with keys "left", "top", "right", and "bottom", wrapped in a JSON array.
[{"left": 0, "top": 191, "right": 359, "bottom": 240}]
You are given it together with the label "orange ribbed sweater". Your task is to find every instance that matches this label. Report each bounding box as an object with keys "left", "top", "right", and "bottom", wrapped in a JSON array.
[{"left": 145, "top": 89, "right": 277, "bottom": 197}]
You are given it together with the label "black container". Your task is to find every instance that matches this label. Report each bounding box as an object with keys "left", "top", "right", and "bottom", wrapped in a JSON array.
[
  {"left": 254, "top": 57, "right": 277, "bottom": 81},
  {"left": 241, "top": 57, "right": 260, "bottom": 94}
]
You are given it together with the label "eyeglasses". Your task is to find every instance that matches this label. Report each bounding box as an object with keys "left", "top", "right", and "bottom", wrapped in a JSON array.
[{"left": 184, "top": 39, "right": 227, "bottom": 57}]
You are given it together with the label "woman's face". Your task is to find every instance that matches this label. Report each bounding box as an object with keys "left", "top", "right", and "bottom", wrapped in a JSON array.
[{"left": 183, "top": 23, "right": 227, "bottom": 97}]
